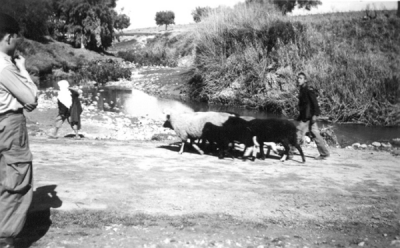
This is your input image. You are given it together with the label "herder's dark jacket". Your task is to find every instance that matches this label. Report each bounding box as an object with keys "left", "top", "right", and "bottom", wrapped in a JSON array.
[{"left": 297, "top": 85, "right": 320, "bottom": 122}]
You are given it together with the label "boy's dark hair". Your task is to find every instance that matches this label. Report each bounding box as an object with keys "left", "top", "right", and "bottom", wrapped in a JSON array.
[
  {"left": 0, "top": 13, "right": 20, "bottom": 40},
  {"left": 297, "top": 72, "right": 307, "bottom": 79}
]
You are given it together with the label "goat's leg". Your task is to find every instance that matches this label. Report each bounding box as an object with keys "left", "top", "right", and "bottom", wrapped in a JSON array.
[
  {"left": 191, "top": 142, "right": 204, "bottom": 155},
  {"left": 280, "top": 140, "right": 290, "bottom": 162},
  {"left": 265, "top": 142, "right": 278, "bottom": 154},
  {"left": 225, "top": 141, "right": 235, "bottom": 159},
  {"left": 200, "top": 138, "right": 208, "bottom": 152},
  {"left": 179, "top": 141, "right": 185, "bottom": 154},
  {"left": 250, "top": 146, "right": 257, "bottom": 161},
  {"left": 295, "top": 144, "right": 306, "bottom": 163},
  {"left": 240, "top": 145, "right": 252, "bottom": 161},
  {"left": 192, "top": 144, "right": 204, "bottom": 155},
  {"left": 259, "top": 141, "right": 266, "bottom": 160},
  {"left": 253, "top": 136, "right": 265, "bottom": 160},
  {"left": 188, "top": 138, "right": 204, "bottom": 155},
  {"left": 242, "top": 145, "right": 252, "bottom": 156},
  {"left": 217, "top": 142, "right": 225, "bottom": 159},
  {"left": 265, "top": 142, "right": 278, "bottom": 159},
  {"left": 266, "top": 146, "right": 271, "bottom": 158}
]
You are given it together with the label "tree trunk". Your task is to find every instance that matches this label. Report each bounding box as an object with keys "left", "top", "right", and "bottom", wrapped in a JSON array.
[
  {"left": 165, "top": 24, "right": 168, "bottom": 31},
  {"left": 80, "top": 34, "right": 85, "bottom": 49},
  {"left": 397, "top": 1, "right": 400, "bottom": 17}
]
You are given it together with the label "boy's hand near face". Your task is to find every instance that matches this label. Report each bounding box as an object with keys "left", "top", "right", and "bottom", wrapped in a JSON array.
[{"left": 13, "top": 55, "right": 27, "bottom": 72}]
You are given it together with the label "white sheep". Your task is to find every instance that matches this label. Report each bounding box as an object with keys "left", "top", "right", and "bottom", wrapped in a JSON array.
[{"left": 163, "top": 111, "right": 235, "bottom": 155}]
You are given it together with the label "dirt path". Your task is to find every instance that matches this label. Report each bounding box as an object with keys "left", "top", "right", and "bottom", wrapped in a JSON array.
[{"left": 15, "top": 136, "right": 400, "bottom": 248}]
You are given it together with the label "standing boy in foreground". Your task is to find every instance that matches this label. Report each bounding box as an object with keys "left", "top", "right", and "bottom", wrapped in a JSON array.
[
  {"left": 0, "top": 13, "right": 38, "bottom": 248},
  {"left": 296, "top": 72, "right": 330, "bottom": 160}
]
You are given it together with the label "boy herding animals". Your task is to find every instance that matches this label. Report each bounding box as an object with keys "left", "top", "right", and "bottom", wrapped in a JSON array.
[
  {"left": 49, "top": 80, "right": 83, "bottom": 139},
  {"left": 296, "top": 72, "right": 330, "bottom": 160}
]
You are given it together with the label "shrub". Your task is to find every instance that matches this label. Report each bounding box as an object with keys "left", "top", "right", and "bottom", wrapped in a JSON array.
[
  {"left": 73, "top": 60, "right": 132, "bottom": 86},
  {"left": 117, "top": 51, "right": 136, "bottom": 63},
  {"left": 116, "top": 32, "right": 195, "bottom": 67}
]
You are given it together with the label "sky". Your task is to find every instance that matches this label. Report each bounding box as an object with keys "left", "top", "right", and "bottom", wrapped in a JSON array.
[{"left": 116, "top": 0, "right": 398, "bottom": 30}]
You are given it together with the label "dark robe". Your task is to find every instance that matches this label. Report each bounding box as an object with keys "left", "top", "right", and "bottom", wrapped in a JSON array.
[{"left": 57, "top": 89, "right": 83, "bottom": 130}]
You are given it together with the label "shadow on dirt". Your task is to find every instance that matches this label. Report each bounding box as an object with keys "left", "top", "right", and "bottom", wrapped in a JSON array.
[
  {"left": 15, "top": 185, "right": 62, "bottom": 248},
  {"left": 157, "top": 143, "right": 202, "bottom": 155},
  {"left": 158, "top": 143, "right": 267, "bottom": 161},
  {"left": 159, "top": 143, "right": 316, "bottom": 163},
  {"left": 64, "top": 134, "right": 85, "bottom": 139}
]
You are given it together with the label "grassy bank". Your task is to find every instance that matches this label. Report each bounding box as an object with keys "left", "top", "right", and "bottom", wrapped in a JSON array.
[
  {"left": 111, "top": 31, "right": 195, "bottom": 67},
  {"left": 17, "top": 37, "right": 122, "bottom": 88},
  {"left": 189, "top": 3, "right": 400, "bottom": 126}
]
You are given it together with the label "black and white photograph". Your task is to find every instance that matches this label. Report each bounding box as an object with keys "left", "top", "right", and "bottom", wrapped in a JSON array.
[{"left": 0, "top": 0, "right": 399, "bottom": 247}]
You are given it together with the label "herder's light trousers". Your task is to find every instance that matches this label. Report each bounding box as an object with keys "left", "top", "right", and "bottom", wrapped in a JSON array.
[
  {"left": 296, "top": 120, "right": 330, "bottom": 157},
  {"left": 0, "top": 112, "right": 33, "bottom": 239}
]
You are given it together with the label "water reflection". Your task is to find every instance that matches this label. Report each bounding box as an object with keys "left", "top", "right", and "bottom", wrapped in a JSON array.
[
  {"left": 83, "top": 87, "right": 132, "bottom": 112},
  {"left": 331, "top": 124, "right": 400, "bottom": 147},
  {"left": 183, "top": 100, "right": 282, "bottom": 119}
]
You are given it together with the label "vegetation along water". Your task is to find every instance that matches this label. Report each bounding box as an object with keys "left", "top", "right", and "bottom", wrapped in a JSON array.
[
  {"left": 3, "top": 0, "right": 400, "bottom": 127},
  {"left": 116, "top": 2, "right": 400, "bottom": 126},
  {"left": 189, "top": 3, "right": 400, "bottom": 126}
]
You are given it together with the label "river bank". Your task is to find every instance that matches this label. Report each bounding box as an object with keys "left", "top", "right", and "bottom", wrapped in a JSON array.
[
  {"left": 29, "top": 86, "right": 400, "bottom": 157},
  {"left": 15, "top": 74, "right": 400, "bottom": 248}
]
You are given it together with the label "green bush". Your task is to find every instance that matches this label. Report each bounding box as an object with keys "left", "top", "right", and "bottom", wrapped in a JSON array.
[{"left": 73, "top": 60, "right": 132, "bottom": 86}]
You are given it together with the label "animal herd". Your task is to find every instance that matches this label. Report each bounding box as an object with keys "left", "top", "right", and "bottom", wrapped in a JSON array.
[{"left": 163, "top": 111, "right": 306, "bottom": 163}]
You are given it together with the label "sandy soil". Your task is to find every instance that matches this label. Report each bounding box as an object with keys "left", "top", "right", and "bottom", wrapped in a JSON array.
[
  {"left": 12, "top": 77, "right": 400, "bottom": 247},
  {"left": 14, "top": 119, "right": 400, "bottom": 247}
]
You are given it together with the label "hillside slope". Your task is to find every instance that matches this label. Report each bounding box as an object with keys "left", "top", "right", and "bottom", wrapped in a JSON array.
[{"left": 17, "top": 38, "right": 121, "bottom": 88}]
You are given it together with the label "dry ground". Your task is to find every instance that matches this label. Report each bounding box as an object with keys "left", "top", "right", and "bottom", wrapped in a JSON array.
[{"left": 14, "top": 133, "right": 400, "bottom": 248}]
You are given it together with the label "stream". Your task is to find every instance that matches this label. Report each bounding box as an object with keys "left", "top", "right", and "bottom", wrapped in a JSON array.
[{"left": 87, "top": 87, "right": 400, "bottom": 147}]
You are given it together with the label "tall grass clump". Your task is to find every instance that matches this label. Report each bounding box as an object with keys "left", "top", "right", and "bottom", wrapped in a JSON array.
[
  {"left": 191, "top": 2, "right": 308, "bottom": 115},
  {"left": 294, "top": 12, "right": 400, "bottom": 125},
  {"left": 191, "top": 3, "right": 400, "bottom": 126}
]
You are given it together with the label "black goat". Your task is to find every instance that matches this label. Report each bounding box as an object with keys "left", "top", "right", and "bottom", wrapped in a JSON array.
[
  {"left": 202, "top": 117, "right": 255, "bottom": 160},
  {"left": 249, "top": 118, "right": 305, "bottom": 163}
]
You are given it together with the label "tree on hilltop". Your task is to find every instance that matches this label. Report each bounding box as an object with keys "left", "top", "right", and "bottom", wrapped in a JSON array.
[
  {"left": 192, "top": 6, "right": 211, "bottom": 23},
  {"left": 113, "top": 13, "right": 130, "bottom": 32},
  {"left": 246, "top": 0, "right": 321, "bottom": 14},
  {"left": 113, "top": 10, "right": 130, "bottom": 41},
  {"left": 155, "top": 11, "right": 175, "bottom": 30}
]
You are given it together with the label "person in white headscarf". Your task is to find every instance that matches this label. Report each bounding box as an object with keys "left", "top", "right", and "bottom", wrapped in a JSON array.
[{"left": 49, "top": 80, "right": 82, "bottom": 139}]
